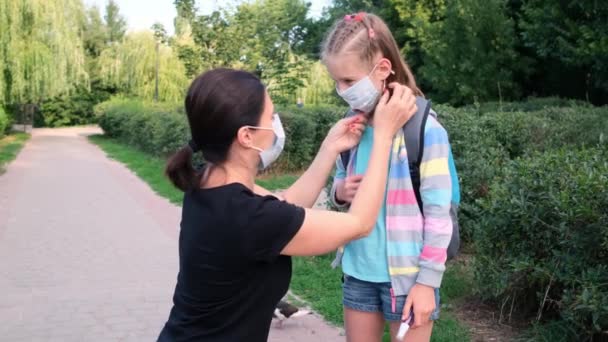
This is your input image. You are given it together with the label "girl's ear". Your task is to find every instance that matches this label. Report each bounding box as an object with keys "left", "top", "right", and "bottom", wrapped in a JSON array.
[{"left": 376, "top": 57, "right": 394, "bottom": 80}]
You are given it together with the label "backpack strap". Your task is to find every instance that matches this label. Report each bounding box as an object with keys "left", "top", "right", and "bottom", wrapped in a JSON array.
[
  {"left": 404, "top": 97, "right": 431, "bottom": 213},
  {"left": 339, "top": 98, "right": 431, "bottom": 178}
]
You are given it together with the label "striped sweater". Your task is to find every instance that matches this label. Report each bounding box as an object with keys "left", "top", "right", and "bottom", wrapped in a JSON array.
[{"left": 331, "top": 113, "right": 453, "bottom": 295}]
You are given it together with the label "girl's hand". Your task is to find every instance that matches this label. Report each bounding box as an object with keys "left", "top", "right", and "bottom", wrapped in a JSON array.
[
  {"left": 336, "top": 175, "right": 363, "bottom": 203},
  {"left": 323, "top": 114, "right": 367, "bottom": 154},
  {"left": 402, "top": 284, "right": 436, "bottom": 328},
  {"left": 373, "top": 83, "right": 417, "bottom": 141}
]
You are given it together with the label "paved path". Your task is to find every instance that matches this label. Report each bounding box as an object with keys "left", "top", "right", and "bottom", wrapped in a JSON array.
[{"left": 0, "top": 127, "right": 344, "bottom": 342}]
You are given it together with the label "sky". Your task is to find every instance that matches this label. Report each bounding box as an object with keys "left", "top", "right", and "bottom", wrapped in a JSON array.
[{"left": 83, "top": 0, "right": 332, "bottom": 36}]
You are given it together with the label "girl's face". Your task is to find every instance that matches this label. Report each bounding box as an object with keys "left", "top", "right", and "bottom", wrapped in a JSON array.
[{"left": 325, "top": 53, "right": 392, "bottom": 93}]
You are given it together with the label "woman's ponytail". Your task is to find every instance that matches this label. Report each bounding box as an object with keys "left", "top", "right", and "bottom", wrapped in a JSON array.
[{"left": 165, "top": 143, "right": 199, "bottom": 192}]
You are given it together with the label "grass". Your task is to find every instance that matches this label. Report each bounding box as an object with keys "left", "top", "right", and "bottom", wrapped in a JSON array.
[
  {"left": 256, "top": 173, "right": 301, "bottom": 190},
  {"left": 89, "top": 134, "right": 472, "bottom": 341},
  {"left": 0, "top": 132, "right": 30, "bottom": 173},
  {"left": 88, "top": 135, "right": 300, "bottom": 204},
  {"left": 291, "top": 254, "right": 472, "bottom": 341}
]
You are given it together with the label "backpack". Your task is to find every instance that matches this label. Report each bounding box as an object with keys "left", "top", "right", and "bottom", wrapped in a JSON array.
[{"left": 340, "top": 97, "right": 461, "bottom": 260}]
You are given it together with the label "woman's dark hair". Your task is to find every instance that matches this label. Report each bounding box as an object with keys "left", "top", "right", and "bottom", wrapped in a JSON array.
[{"left": 166, "top": 68, "right": 266, "bottom": 192}]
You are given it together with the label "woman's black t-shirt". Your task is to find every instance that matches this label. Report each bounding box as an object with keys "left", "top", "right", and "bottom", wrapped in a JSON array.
[{"left": 158, "top": 183, "right": 305, "bottom": 342}]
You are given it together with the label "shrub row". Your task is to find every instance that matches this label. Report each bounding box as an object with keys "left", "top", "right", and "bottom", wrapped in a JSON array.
[
  {"left": 473, "top": 147, "right": 608, "bottom": 339},
  {"left": 96, "top": 98, "right": 346, "bottom": 172},
  {"left": 0, "top": 107, "right": 8, "bottom": 137}
]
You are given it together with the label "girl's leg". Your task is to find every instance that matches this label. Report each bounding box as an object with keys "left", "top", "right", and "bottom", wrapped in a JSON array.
[
  {"left": 388, "top": 321, "right": 433, "bottom": 342},
  {"left": 344, "top": 308, "right": 385, "bottom": 342},
  {"left": 343, "top": 275, "right": 386, "bottom": 342},
  {"left": 381, "top": 287, "right": 440, "bottom": 342}
]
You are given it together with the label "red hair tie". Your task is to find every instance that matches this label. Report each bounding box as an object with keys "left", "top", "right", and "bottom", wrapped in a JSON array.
[{"left": 354, "top": 12, "right": 365, "bottom": 22}]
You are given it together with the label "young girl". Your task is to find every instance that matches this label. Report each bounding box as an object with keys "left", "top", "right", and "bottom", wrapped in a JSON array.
[{"left": 323, "top": 13, "right": 454, "bottom": 342}]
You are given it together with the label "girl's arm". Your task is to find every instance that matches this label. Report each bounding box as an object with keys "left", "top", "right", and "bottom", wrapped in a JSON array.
[{"left": 416, "top": 116, "right": 453, "bottom": 288}]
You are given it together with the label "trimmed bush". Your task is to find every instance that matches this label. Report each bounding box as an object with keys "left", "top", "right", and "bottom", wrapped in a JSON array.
[
  {"left": 0, "top": 107, "right": 8, "bottom": 137},
  {"left": 96, "top": 98, "right": 188, "bottom": 156},
  {"left": 471, "top": 96, "right": 592, "bottom": 114},
  {"left": 434, "top": 103, "right": 608, "bottom": 241},
  {"left": 478, "top": 107, "right": 607, "bottom": 159},
  {"left": 473, "top": 147, "right": 608, "bottom": 339},
  {"left": 277, "top": 105, "right": 346, "bottom": 153},
  {"left": 39, "top": 87, "right": 112, "bottom": 127},
  {"left": 95, "top": 99, "right": 346, "bottom": 173}
]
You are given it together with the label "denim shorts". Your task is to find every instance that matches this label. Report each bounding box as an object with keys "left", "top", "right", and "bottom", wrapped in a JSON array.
[{"left": 342, "top": 274, "right": 441, "bottom": 322}]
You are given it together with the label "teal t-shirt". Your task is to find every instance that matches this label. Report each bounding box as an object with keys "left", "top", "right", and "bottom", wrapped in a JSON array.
[{"left": 336, "top": 126, "right": 390, "bottom": 282}]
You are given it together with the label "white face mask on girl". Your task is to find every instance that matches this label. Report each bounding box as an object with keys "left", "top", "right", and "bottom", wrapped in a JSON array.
[
  {"left": 336, "top": 63, "right": 395, "bottom": 114},
  {"left": 336, "top": 63, "right": 383, "bottom": 114},
  {"left": 246, "top": 114, "right": 286, "bottom": 170}
]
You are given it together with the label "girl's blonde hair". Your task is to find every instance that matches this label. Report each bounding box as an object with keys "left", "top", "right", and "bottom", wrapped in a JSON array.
[{"left": 321, "top": 12, "right": 423, "bottom": 96}]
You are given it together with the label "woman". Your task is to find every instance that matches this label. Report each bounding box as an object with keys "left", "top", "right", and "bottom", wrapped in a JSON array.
[{"left": 157, "top": 68, "right": 416, "bottom": 341}]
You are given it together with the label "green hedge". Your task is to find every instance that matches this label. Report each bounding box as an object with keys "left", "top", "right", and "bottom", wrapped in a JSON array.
[
  {"left": 435, "top": 104, "right": 607, "bottom": 243},
  {"left": 0, "top": 107, "right": 8, "bottom": 138},
  {"left": 95, "top": 98, "right": 347, "bottom": 172},
  {"left": 96, "top": 98, "right": 189, "bottom": 156},
  {"left": 469, "top": 96, "right": 592, "bottom": 114},
  {"left": 274, "top": 105, "right": 345, "bottom": 171},
  {"left": 36, "top": 86, "right": 113, "bottom": 128},
  {"left": 473, "top": 147, "right": 608, "bottom": 339}
]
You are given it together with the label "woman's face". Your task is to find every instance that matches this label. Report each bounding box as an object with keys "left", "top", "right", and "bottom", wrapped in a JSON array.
[{"left": 250, "top": 91, "right": 276, "bottom": 151}]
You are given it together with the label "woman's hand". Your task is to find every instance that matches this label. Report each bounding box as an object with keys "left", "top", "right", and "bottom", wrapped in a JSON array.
[
  {"left": 322, "top": 114, "right": 367, "bottom": 154},
  {"left": 373, "top": 83, "right": 417, "bottom": 141},
  {"left": 402, "top": 284, "right": 436, "bottom": 328}
]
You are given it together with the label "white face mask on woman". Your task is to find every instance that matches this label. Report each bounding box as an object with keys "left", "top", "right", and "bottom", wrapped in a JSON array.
[{"left": 246, "top": 114, "right": 286, "bottom": 170}]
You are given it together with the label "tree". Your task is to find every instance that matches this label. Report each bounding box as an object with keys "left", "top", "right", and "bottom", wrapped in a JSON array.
[
  {"left": 97, "top": 31, "right": 189, "bottom": 102},
  {"left": 83, "top": 5, "right": 107, "bottom": 58},
  {"left": 389, "top": 0, "right": 447, "bottom": 76},
  {"left": 519, "top": 0, "right": 608, "bottom": 103},
  {"left": 417, "top": 0, "right": 520, "bottom": 104},
  {"left": 82, "top": 4, "right": 115, "bottom": 105},
  {"left": 0, "top": 0, "right": 89, "bottom": 105},
  {"left": 174, "top": 0, "right": 197, "bottom": 36},
  {"left": 238, "top": 0, "right": 312, "bottom": 103},
  {"left": 174, "top": 0, "right": 196, "bottom": 23},
  {"left": 151, "top": 22, "right": 169, "bottom": 44},
  {"left": 105, "top": 0, "right": 127, "bottom": 43}
]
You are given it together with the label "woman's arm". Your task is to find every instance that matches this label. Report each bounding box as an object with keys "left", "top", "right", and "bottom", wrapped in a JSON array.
[
  {"left": 281, "top": 142, "right": 345, "bottom": 208},
  {"left": 281, "top": 113, "right": 366, "bottom": 208},
  {"left": 281, "top": 134, "right": 394, "bottom": 255}
]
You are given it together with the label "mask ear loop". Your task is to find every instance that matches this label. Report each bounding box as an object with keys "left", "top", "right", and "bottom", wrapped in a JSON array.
[{"left": 383, "top": 70, "right": 396, "bottom": 91}]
